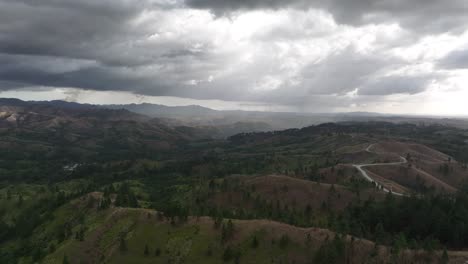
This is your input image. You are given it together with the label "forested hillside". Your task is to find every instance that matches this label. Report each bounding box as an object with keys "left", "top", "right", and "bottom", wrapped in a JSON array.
[{"left": 1, "top": 100, "right": 468, "bottom": 263}]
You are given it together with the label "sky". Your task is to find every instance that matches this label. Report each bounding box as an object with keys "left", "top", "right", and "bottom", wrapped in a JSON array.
[{"left": 0, "top": 0, "right": 468, "bottom": 115}]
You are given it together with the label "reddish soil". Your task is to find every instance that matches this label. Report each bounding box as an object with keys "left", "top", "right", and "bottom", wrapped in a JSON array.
[
  {"left": 343, "top": 140, "right": 468, "bottom": 194},
  {"left": 318, "top": 164, "right": 359, "bottom": 183},
  {"left": 366, "top": 165, "right": 457, "bottom": 194},
  {"left": 374, "top": 141, "right": 450, "bottom": 163},
  {"left": 209, "top": 175, "right": 386, "bottom": 212},
  {"left": 414, "top": 160, "right": 468, "bottom": 188}
]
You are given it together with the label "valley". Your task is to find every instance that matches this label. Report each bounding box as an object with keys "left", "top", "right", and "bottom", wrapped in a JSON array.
[
  {"left": 2, "top": 1, "right": 468, "bottom": 263},
  {"left": 1, "top": 99, "right": 468, "bottom": 263}
]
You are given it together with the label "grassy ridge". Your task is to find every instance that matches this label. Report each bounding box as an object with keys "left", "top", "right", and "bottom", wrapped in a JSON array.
[{"left": 38, "top": 194, "right": 446, "bottom": 264}]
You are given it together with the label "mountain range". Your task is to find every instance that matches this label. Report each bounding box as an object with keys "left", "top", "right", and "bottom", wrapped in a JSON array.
[{"left": 3, "top": 98, "right": 468, "bottom": 137}]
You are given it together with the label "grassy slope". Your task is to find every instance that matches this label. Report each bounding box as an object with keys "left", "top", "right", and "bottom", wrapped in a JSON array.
[
  {"left": 39, "top": 195, "right": 451, "bottom": 264},
  {"left": 365, "top": 141, "right": 467, "bottom": 194},
  {"left": 0, "top": 184, "right": 464, "bottom": 264},
  {"left": 206, "top": 175, "right": 385, "bottom": 213}
]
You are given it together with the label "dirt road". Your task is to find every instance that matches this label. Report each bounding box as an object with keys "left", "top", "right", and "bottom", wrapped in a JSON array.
[{"left": 353, "top": 143, "right": 407, "bottom": 196}]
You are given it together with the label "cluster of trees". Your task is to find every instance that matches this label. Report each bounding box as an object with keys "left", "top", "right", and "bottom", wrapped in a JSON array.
[
  {"left": 189, "top": 176, "right": 468, "bottom": 253},
  {"left": 313, "top": 235, "right": 346, "bottom": 264},
  {"left": 222, "top": 245, "right": 241, "bottom": 263},
  {"left": 192, "top": 178, "right": 341, "bottom": 229},
  {"left": 115, "top": 183, "right": 139, "bottom": 208},
  {"left": 0, "top": 186, "right": 91, "bottom": 263},
  {"left": 221, "top": 220, "right": 235, "bottom": 243},
  {"left": 439, "top": 163, "right": 452, "bottom": 176},
  {"left": 339, "top": 189, "right": 468, "bottom": 249}
]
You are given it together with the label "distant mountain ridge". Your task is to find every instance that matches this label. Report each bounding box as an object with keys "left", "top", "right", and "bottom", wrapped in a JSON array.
[
  {"left": 0, "top": 98, "right": 223, "bottom": 166},
  {"left": 2, "top": 98, "right": 468, "bottom": 133},
  {"left": 92, "top": 102, "right": 468, "bottom": 131},
  {"left": 0, "top": 99, "right": 278, "bottom": 136},
  {"left": 106, "top": 103, "right": 217, "bottom": 117}
]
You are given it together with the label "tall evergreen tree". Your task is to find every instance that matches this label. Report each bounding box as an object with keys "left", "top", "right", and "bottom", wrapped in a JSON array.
[
  {"left": 252, "top": 235, "right": 259, "bottom": 248},
  {"left": 62, "top": 255, "right": 69, "bottom": 264},
  {"left": 144, "top": 244, "right": 149, "bottom": 256},
  {"left": 119, "top": 237, "right": 127, "bottom": 252},
  {"left": 440, "top": 248, "right": 449, "bottom": 264}
]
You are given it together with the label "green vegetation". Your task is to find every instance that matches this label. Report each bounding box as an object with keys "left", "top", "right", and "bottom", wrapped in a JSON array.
[{"left": 1, "top": 101, "right": 468, "bottom": 263}]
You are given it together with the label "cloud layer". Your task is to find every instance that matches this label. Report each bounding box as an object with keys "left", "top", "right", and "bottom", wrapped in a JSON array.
[
  {"left": 0, "top": 0, "right": 467, "bottom": 113},
  {"left": 185, "top": 0, "right": 468, "bottom": 33}
]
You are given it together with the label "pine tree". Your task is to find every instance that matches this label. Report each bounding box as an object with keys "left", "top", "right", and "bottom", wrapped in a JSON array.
[
  {"left": 370, "top": 243, "right": 378, "bottom": 257},
  {"left": 252, "top": 235, "right": 259, "bottom": 248},
  {"left": 79, "top": 227, "right": 85, "bottom": 241},
  {"left": 392, "top": 233, "right": 408, "bottom": 255},
  {"left": 17, "top": 194, "right": 23, "bottom": 206},
  {"left": 144, "top": 244, "right": 149, "bottom": 256},
  {"left": 214, "top": 216, "right": 223, "bottom": 229},
  {"left": 306, "top": 233, "right": 312, "bottom": 247},
  {"left": 223, "top": 246, "right": 233, "bottom": 262},
  {"left": 226, "top": 220, "right": 234, "bottom": 236},
  {"left": 119, "top": 237, "right": 127, "bottom": 252},
  {"left": 440, "top": 248, "right": 449, "bottom": 264},
  {"left": 234, "top": 250, "right": 241, "bottom": 264},
  {"left": 305, "top": 204, "right": 312, "bottom": 221},
  {"left": 279, "top": 234, "right": 290, "bottom": 249},
  {"left": 62, "top": 254, "right": 69, "bottom": 264},
  {"left": 375, "top": 222, "right": 386, "bottom": 245},
  {"left": 221, "top": 219, "right": 235, "bottom": 242}
]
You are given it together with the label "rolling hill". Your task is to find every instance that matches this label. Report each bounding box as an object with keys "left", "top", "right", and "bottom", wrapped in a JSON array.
[
  {"left": 2, "top": 100, "right": 468, "bottom": 263},
  {"left": 15, "top": 192, "right": 455, "bottom": 264}
]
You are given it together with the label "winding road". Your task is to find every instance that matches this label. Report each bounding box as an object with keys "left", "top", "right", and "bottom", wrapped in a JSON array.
[{"left": 352, "top": 143, "right": 407, "bottom": 196}]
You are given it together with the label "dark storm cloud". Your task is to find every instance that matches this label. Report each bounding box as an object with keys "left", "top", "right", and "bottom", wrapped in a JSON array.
[
  {"left": 438, "top": 49, "right": 468, "bottom": 69},
  {"left": 185, "top": 0, "right": 468, "bottom": 33},
  {"left": 0, "top": 0, "right": 180, "bottom": 66},
  {"left": 358, "top": 75, "right": 434, "bottom": 95},
  {"left": 0, "top": 0, "right": 222, "bottom": 97},
  {"left": 0, "top": 55, "right": 218, "bottom": 98},
  {"left": 0, "top": 0, "right": 457, "bottom": 110}
]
